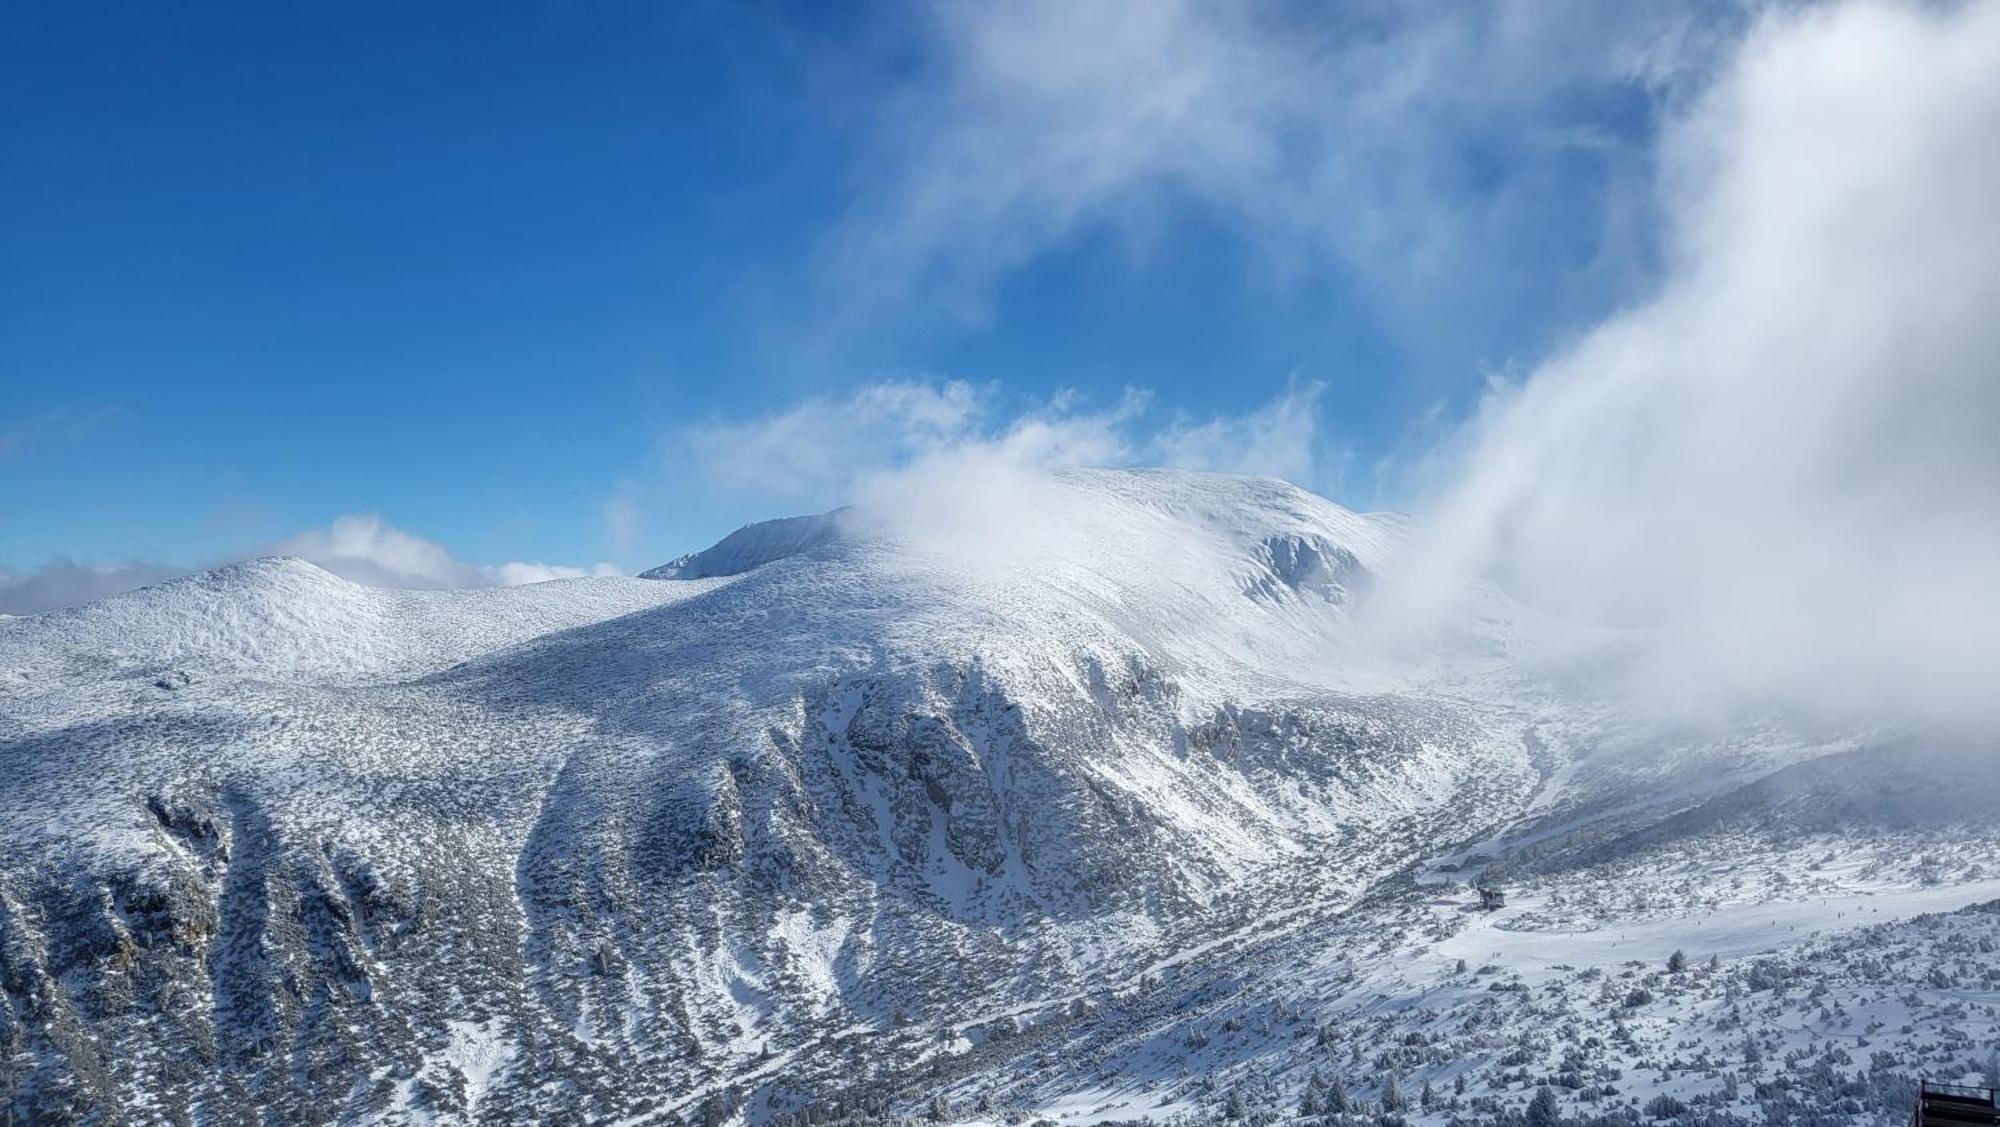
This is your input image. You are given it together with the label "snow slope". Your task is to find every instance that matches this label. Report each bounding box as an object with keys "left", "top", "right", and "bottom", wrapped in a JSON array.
[
  {"left": 0, "top": 555, "right": 733, "bottom": 684},
  {"left": 0, "top": 469, "right": 1981, "bottom": 1126}
]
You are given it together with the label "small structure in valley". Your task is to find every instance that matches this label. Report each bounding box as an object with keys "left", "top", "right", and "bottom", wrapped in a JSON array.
[{"left": 1477, "top": 884, "right": 1506, "bottom": 911}]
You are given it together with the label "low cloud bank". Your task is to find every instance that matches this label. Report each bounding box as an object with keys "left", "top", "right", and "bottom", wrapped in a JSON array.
[
  {"left": 0, "top": 515, "right": 621, "bottom": 614},
  {"left": 0, "top": 561, "right": 189, "bottom": 617},
  {"left": 269, "top": 516, "right": 621, "bottom": 590},
  {"left": 1373, "top": 0, "right": 2000, "bottom": 725}
]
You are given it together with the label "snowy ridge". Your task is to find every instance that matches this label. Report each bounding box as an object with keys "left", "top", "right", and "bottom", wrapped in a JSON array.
[
  {"left": 0, "top": 469, "right": 1985, "bottom": 1126},
  {"left": 0, "top": 555, "right": 730, "bottom": 685}
]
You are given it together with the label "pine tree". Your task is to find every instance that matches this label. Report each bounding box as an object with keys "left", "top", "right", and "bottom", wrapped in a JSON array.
[
  {"left": 1382, "top": 1071, "right": 1407, "bottom": 1112},
  {"left": 1526, "top": 1085, "right": 1560, "bottom": 1125},
  {"left": 1299, "top": 1087, "right": 1323, "bottom": 1117},
  {"left": 1668, "top": 948, "right": 1688, "bottom": 974}
]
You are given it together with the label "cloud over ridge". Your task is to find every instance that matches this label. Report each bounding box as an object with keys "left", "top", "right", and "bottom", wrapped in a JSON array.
[
  {"left": 677, "top": 376, "right": 1336, "bottom": 510},
  {"left": 1380, "top": 0, "right": 2000, "bottom": 724}
]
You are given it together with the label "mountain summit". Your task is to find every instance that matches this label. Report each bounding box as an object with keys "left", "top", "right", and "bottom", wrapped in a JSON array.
[{"left": 0, "top": 470, "right": 1987, "bottom": 1125}]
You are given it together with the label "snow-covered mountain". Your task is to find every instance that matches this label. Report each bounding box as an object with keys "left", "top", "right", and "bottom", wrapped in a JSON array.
[
  {"left": 639, "top": 511, "right": 847, "bottom": 581},
  {"left": 1, "top": 470, "right": 1990, "bottom": 1125}
]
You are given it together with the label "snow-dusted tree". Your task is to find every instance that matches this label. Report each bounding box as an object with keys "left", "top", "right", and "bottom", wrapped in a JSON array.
[
  {"left": 1526, "top": 1085, "right": 1560, "bottom": 1126},
  {"left": 1668, "top": 949, "right": 1688, "bottom": 974},
  {"left": 1223, "top": 1086, "right": 1248, "bottom": 1120},
  {"left": 1381, "top": 1071, "right": 1407, "bottom": 1112},
  {"left": 1299, "top": 1086, "right": 1323, "bottom": 1117}
]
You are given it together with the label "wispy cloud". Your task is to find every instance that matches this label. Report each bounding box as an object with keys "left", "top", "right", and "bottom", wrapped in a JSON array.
[
  {"left": 675, "top": 376, "right": 1339, "bottom": 513},
  {"left": 1151, "top": 377, "right": 1332, "bottom": 490},
  {"left": 658, "top": 375, "right": 1347, "bottom": 578},
  {"left": 0, "top": 405, "right": 125, "bottom": 459},
  {"left": 602, "top": 496, "right": 643, "bottom": 553},
  {"left": 1375, "top": 0, "right": 2000, "bottom": 725},
  {"left": 685, "top": 380, "right": 990, "bottom": 502},
  {"left": 817, "top": 0, "right": 1736, "bottom": 362}
]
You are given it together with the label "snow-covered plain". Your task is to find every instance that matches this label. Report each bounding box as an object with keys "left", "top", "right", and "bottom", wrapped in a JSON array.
[{"left": 0, "top": 469, "right": 1990, "bottom": 1125}]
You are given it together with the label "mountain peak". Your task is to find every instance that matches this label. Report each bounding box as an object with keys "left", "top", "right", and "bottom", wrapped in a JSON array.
[
  {"left": 642, "top": 468, "right": 1396, "bottom": 583},
  {"left": 640, "top": 509, "right": 847, "bottom": 580}
]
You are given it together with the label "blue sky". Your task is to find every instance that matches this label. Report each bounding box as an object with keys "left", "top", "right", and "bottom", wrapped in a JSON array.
[{"left": 2, "top": 1, "right": 1724, "bottom": 602}]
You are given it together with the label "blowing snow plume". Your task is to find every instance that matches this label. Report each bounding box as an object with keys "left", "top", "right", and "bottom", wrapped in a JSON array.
[{"left": 1376, "top": 0, "right": 2000, "bottom": 726}]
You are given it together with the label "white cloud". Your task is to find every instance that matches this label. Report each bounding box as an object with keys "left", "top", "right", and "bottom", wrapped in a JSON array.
[
  {"left": 677, "top": 376, "right": 1342, "bottom": 512},
  {"left": 485, "top": 560, "right": 625, "bottom": 586},
  {"left": 821, "top": 0, "right": 1733, "bottom": 357},
  {"left": 272, "top": 515, "right": 488, "bottom": 589},
  {"left": 1376, "top": 0, "right": 2000, "bottom": 725},
  {"left": 837, "top": 391, "right": 1147, "bottom": 570},
  {"left": 0, "top": 560, "right": 189, "bottom": 615},
  {"left": 0, "top": 515, "right": 624, "bottom": 613},
  {"left": 603, "top": 496, "right": 642, "bottom": 551},
  {"left": 669, "top": 375, "right": 1345, "bottom": 577},
  {"left": 684, "top": 380, "right": 987, "bottom": 503},
  {"left": 272, "top": 514, "right": 623, "bottom": 590},
  {"left": 0, "top": 405, "right": 125, "bottom": 459},
  {"left": 1149, "top": 377, "right": 1332, "bottom": 488}
]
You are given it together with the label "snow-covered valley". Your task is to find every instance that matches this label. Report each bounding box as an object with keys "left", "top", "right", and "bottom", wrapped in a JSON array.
[{"left": 1, "top": 470, "right": 1992, "bottom": 1125}]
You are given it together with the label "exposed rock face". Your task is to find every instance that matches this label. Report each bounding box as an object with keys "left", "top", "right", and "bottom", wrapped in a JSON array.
[{"left": 1248, "top": 533, "right": 1369, "bottom": 605}]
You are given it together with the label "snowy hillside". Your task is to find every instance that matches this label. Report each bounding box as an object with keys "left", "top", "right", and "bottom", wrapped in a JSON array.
[
  {"left": 1, "top": 555, "right": 733, "bottom": 683},
  {"left": 0, "top": 469, "right": 1987, "bottom": 1126}
]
